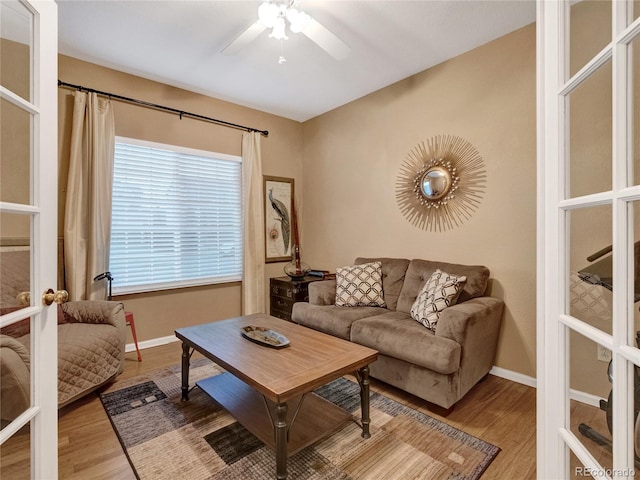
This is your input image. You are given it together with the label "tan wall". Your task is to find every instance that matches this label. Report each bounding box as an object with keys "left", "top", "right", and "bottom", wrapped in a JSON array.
[
  {"left": 300, "top": 23, "right": 538, "bottom": 378},
  {"left": 58, "top": 55, "right": 303, "bottom": 344}
]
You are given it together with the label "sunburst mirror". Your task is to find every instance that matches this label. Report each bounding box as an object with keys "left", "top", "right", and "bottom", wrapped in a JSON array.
[{"left": 396, "top": 135, "right": 486, "bottom": 231}]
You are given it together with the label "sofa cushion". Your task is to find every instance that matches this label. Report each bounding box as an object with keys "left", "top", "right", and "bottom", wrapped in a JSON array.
[
  {"left": 411, "top": 269, "right": 467, "bottom": 331},
  {"left": 350, "top": 312, "right": 461, "bottom": 374},
  {"left": 354, "top": 257, "right": 410, "bottom": 311},
  {"left": 57, "top": 323, "right": 123, "bottom": 406},
  {"left": 291, "top": 303, "right": 389, "bottom": 340},
  {"left": 335, "top": 261, "right": 386, "bottom": 307},
  {"left": 396, "top": 259, "right": 490, "bottom": 313}
]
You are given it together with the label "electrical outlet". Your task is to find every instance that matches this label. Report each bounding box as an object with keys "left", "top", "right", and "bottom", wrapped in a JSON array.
[{"left": 597, "top": 344, "right": 612, "bottom": 362}]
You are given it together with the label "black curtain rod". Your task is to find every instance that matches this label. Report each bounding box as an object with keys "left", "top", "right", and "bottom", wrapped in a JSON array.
[{"left": 58, "top": 80, "right": 269, "bottom": 137}]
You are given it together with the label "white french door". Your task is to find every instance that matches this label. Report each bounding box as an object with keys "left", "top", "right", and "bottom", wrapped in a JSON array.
[
  {"left": 539, "top": 0, "right": 640, "bottom": 478},
  {"left": 0, "top": 0, "right": 58, "bottom": 478}
]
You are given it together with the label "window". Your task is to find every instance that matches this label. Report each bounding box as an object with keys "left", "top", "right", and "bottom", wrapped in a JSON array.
[{"left": 109, "top": 137, "right": 243, "bottom": 294}]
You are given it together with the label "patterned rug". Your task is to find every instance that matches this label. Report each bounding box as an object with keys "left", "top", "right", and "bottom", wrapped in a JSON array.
[{"left": 99, "top": 358, "right": 500, "bottom": 479}]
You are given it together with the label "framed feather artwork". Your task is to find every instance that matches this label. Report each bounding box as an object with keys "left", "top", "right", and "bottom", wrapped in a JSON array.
[{"left": 263, "top": 176, "right": 294, "bottom": 263}]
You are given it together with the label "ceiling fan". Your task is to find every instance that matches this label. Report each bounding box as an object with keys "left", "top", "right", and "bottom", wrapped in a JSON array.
[{"left": 222, "top": 0, "right": 350, "bottom": 62}]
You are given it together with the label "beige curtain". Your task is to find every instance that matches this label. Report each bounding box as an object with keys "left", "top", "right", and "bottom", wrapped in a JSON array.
[
  {"left": 64, "top": 91, "right": 115, "bottom": 301},
  {"left": 242, "top": 131, "right": 265, "bottom": 314}
]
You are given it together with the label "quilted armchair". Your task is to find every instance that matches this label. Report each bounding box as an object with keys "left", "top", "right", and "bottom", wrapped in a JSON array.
[{"left": 0, "top": 300, "right": 126, "bottom": 422}]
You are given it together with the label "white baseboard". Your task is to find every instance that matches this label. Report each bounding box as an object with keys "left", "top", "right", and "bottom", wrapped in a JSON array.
[
  {"left": 569, "top": 388, "right": 606, "bottom": 408},
  {"left": 125, "top": 335, "right": 179, "bottom": 354},
  {"left": 490, "top": 365, "right": 537, "bottom": 388},
  {"left": 489, "top": 365, "right": 605, "bottom": 408},
  {"left": 126, "top": 340, "right": 607, "bottom": 408}
]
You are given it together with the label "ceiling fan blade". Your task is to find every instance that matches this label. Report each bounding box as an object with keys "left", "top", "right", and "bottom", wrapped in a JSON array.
[
  {"left": 221, "top": 21, "right": 266, "bottom": 55},
  {"left": 301, "top": 17, "right": 350, "bottom": 61}
]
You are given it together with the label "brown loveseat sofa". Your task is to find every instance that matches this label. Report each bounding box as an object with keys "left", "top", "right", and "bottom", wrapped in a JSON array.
[
  {"left": 291, "top": 257, "right": 504, "bottom": 411},
  {"left": 0, "top": 300, "right": 126, "bottom": 422}
]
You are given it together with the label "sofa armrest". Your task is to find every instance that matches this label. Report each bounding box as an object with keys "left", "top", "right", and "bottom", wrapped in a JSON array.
[
  {"left": 1, "top": 334, "right": 31, "bottom": 421},
  {"left": 1, "top": 334, "right": 30, "bottom": 367},
  {"left": 435, "top": 297, "right": 504, "bottom": 345},
  {"left": 308, "top": 280, "right": 337, "bottom": 305},
  {"left": 435, "top": 297, "right": 504, "bottom": 385}
]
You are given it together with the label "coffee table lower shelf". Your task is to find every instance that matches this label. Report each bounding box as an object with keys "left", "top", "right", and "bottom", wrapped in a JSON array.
[{"left": 197, "top": 373, "right": 352, "bottom": 456}]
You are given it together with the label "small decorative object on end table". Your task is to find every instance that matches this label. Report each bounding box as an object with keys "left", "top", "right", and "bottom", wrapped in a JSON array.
[
  {"left": 283, "top": 199, "right": 310, "bottom": 280},
  {"left": 270, "top": 275, "right": 322, "bottom": 321}
]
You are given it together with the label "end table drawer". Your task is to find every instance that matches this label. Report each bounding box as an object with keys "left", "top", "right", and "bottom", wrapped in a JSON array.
[
  {"left": 269, "top": 276, "right": 321, "bottom": 322},
  {"left": 271, "top": 284, "right": 294, "bottom": 299},
  {"left": 272, "top": 297, "right": 293, "bottom": 311}
]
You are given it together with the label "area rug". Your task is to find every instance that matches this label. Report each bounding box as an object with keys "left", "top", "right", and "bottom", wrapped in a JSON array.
[{"left": 99, "top": 358, "right": 500, "bottom": 480}]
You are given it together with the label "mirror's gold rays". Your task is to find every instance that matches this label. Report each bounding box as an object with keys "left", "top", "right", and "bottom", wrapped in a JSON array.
[{"left": 396, "top": 135, "right": 486, "bottom": 231}]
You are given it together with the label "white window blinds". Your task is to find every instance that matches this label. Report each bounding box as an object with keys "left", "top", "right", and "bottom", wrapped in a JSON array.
[{"left": 110, "top": 138, "right": 243, "bottom": 294}]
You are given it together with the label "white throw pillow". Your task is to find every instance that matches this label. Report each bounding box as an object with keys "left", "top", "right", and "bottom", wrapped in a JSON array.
[
  {"left": 411, "top": 269, "right": 467, "bottom": 331},
  {"left": 335, "top": 262, "right": 386, "bottom": 307}
]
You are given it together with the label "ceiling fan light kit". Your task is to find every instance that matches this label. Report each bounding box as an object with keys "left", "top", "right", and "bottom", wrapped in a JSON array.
[
  {"left": 258, "top": 1, "right": 311, "bottom": 37},
  {"left": 286, "top": 8, "right": 311, "bottom": 33},
  {"left": 269, "top": 17, "right": 288, "bottom": 40},
  {"left": 222, "top": 0, "right": 350, "bottom": 62}
]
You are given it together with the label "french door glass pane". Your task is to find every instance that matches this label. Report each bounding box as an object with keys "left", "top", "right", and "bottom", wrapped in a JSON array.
[
  {"left": 633, "top": 202, "right": 640, "bottom": 344},
  {"left": 569, "top": 449, "right": 586, "bottom": 478},
  {"left": 0, "top": 424, "right": 30, "bottom": 479},
  {"left": 570, "top": 0, "right": 611, "bottom": 78},
  {"left": 0, "top": 315, "right": 31, "bottom": 431},
  {"left": 0, "top": 213, "right": 31, "bottom": 312},
  {"left": 569, "top": 330, "right": 614, "bottom": 473},
  {"left": 568, "top": 60, "right": 612, "bottom": 199},
  {"left": 630, "top": 355, "right": 640, "bottom": 473},
  {"left": 633, "top": 34, "right": 640, "bottom": 187},
  {"left": 633, "top": 0, "right": 640, "bottom": 25},
  {"left": 0, "top": 0, "right": 32, "bottom": 102},
  {"left": 568, "top": 206, "right": 613, "bottom": 334},
  {"left": 1, "top": 98, "right": 31, "bottom": 205},
  {"left": 632, "top": 206, "right": 640, "bottom": 472}
]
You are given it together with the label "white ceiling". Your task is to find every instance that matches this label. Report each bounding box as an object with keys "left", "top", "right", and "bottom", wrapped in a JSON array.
[{"left": 56, "top": 0, "right": 536, "bottom": 122}]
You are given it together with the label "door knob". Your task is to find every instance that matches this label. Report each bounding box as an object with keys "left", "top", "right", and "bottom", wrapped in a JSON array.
[
  {"left": 16, "top": 291, "right": 31, "bottom": 306},
  {"left": 42, "top": 289, "right": 69, "bottom": 306}
]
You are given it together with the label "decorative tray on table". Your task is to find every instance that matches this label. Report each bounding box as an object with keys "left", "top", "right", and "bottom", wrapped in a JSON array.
[{"left": 240, "top": 326, "right": 290, "bottom": 349}]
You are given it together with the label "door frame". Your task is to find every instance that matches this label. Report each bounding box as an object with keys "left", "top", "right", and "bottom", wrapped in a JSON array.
[
  {"left": 537, "top": 0, "right": 640, "bottom": 477},
  {"left": 0, "top": 0, "right": 58, "bottom": 477}
]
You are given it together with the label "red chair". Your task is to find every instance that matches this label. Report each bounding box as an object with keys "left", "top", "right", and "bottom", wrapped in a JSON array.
[{"left": 124, "top": 311, "right": 142, "bottom": 362}]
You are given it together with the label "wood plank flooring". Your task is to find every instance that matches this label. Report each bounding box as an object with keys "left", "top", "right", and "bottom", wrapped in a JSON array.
[{"left": 0, "top": 342, "right": 614, "bottom": 479}]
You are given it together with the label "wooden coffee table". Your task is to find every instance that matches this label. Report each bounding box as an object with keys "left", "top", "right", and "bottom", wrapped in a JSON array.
[{"left": 175, "top": 313, "right": 378, "bottom": 480}]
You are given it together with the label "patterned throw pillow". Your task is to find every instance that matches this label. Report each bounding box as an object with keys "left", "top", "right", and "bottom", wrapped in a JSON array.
[
  {"left": 411, "top": 269, "right": 467, "bottom": 331},
  {"left": 569, "top": 272, "right": 611, "bottom": 324},
  {"left": 335, "top": 262, "right": 386, "bottom": 307}
]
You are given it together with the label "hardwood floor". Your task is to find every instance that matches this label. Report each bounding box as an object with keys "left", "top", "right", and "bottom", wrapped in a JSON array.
[{"left": 0, "top": 342, "right": 613, "bottom": 479}]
